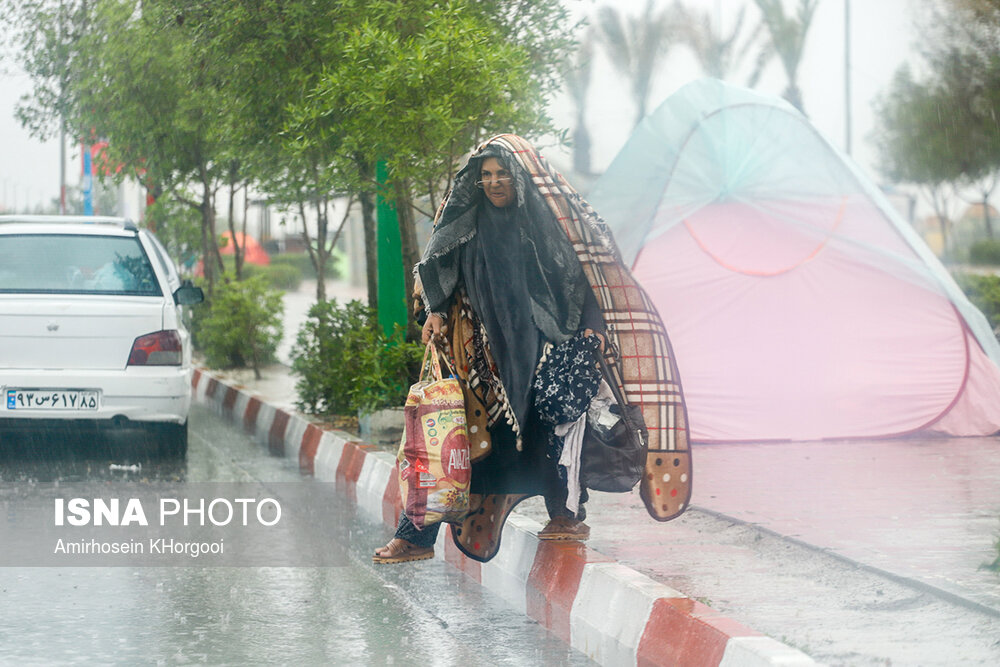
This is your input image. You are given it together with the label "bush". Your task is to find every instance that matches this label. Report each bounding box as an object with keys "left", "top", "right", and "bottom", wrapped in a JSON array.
[
  {"left": 953, "top": 272, "right": 1000, "bottom": 331},
  {"left": 270, "top": 253, "right": 316, "bottom": 278},
  {"left": 290, "top": 299, "right": 422, "bottom": 417},
  {"left": 193, "top": 275, "right": 284, "bottom": 377},
  {"left": 968, "top": 240, "right": 1000, "bottom": 266},
  {"left": 220, "top": 255, "right": 303, "bottom": 291},
  {"left": 353, "top": 324, "right": 425, "bottom": 415},
  {"left": 270, "top": 251, "right": 344, "bottom": 282},
  {"left": 252, "top": 262, "right": 302, "bottom": 290}
]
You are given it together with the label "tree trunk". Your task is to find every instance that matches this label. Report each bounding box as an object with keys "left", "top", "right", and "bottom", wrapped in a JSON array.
[
  {"left": 784, "top": 81, "right": 805, "bottom": 114},
  {"left": 298, "top": 199, "right": 326, "bottom": 303},
  {"left": 250, "top": 329, "right": 262, "bottom": 380},
  {"left": 227, "top": 176, "right": 242, "bottom": 280},
  {"left": 145, "top": 181, "right": 163, "bottom": 233},
  {"left": 200, "top": 200, "right": 214, "bottom": 295},
  {"left": 982, "top": 195, "right": 994, "bottom": 240},
  {"left": 202, "top": 175, "right": 222, "bottom": 295},
  {"left": 361, "top": 192, "right": 378, "bottom": 311},
  {"left": 241, "top": 184, "right": 250, "bottom": 268},
  {"left": 573, "top": 110, "right": 592, "bottom": 176},
  {"left": 357, "top": 158, "right": 379, "bottom": 312},
  {"left": 315, "top": 195, "right": 329, "bottom": 303},
  {"left": 321, "top": 197, "right": 355, "bottom": 301},
  {"left": 393, "top": 179, "right": 421, "bottom": 341},
  {"left": 927, "top": 186, "right": 950, "bottom": 260}
]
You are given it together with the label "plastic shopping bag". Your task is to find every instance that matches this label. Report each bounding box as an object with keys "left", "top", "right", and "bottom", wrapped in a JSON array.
[{"left": 397, "top": 342, "right": 471, "bottom": 529}]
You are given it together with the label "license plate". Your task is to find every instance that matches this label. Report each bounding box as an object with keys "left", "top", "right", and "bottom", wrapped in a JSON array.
[{"left": 5, "top": 389, "right": 100, "bottom": 411}]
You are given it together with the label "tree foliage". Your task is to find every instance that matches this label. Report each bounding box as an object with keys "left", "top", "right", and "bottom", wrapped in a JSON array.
[
  {"left": 193, "top": 275, "right": 284, "bottom": 379},
  {"left": 289, "top": 299, "right": 422, "bottom": 416},
  {"left": 172, "top": 0, "right": 350, "bottom": 302},
  {"left": 595, "top": 0, "right": 675, "bottom": 128},
  {"left": 284, "top": 0, "right": 572, "bottom": 312},
  {"left": 563, "top": 27, "right": 597, "bottom": 175},
  {"left": 874, "top": 0, "right": 1000, "bottom": 247},
  {"left": 5, "top": 0, "right": 88, "bottom": 141},
  {"left": 752, "top": 0, "right": 819, "bottom": 113},
  {"left": 7, "top": 0, "right": 235, "bottom": 292},
  {"left": 5, "top": 0, "right": 575, "bottom": 318},
  {"left": 674, "top": 3, "right": 766, "bottom": 85}
]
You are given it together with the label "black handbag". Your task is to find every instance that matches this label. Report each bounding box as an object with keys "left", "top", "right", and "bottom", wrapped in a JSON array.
[{"left": 580, "top": 350, "right": 648, "bottom": 493}]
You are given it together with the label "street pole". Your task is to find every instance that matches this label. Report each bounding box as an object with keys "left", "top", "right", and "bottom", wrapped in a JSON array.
[
  {"left": 844, "top": 0, "right": 852, "bottom": 156},
  {"left": 82, "top": 141, "right": 94, "bottom": 216},
  {"left": 59, "top": 0, "right": 67, "bottom": 214},
  {"left": 60, "top": 125, "right": 66, "bottom": 214},
  {"left": 375, "top": 160, "right": 407, "bottom": 338}
]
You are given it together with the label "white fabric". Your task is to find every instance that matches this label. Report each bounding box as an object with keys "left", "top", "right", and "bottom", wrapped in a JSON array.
[
  {"left": 555, "top": 380, "right": 619, "bottom": 514},
  {"left": 556, "top": 413, "right": 586, "bottom": 515}
]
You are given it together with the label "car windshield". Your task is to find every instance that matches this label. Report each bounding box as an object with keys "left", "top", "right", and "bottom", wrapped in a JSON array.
[{"left": 0, "top": 234, "right": 161, "bottom": 296}]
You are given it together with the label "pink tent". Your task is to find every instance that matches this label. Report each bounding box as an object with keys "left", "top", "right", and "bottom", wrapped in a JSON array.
[{"left": 589, "top": 79, "right": 1000, "bottom": 442}]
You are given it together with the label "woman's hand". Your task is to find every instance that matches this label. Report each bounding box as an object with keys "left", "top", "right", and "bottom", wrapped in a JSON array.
[
  {"left": 583, "top": 328, "right": 605, "bottom": 353},
  {"left": 422, "top": 313, "right": 447, "bottom": 344}
]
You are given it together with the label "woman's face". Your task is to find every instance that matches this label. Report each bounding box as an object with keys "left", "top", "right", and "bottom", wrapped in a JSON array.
[{"left": 479, "top": 157, "right": 515, "bottom": 208}]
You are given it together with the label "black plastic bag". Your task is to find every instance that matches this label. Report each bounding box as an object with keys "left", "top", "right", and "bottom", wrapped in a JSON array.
[{"left": 580, "top": 352, "right": 648, "bottom": 493}]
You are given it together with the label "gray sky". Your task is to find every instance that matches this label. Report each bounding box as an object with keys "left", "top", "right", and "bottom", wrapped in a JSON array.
[
  {"left": 548, "top": 0, "right": 920, "bottom": 179},
  {"left": 0, "top": 0, "right": 920, "bottom": 213}
]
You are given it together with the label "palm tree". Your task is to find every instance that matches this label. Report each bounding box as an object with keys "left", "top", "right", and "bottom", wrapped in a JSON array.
[
  {"left": 675, "top": 3, "right": 766, "bottom": 85},
  {"left": 596, "top": 0, "right": 674, "bottom": 128},
  {"left": 564, "top": 28, "right": 596, "bottom": 175},
  {"left": 753, "top": 0, "right": 820, "bottom": 113}
]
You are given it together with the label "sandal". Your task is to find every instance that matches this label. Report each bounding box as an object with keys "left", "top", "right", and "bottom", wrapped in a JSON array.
[
  {"left": 372, "top": 538, "right": 434, "bottom": 564},
  {"left": 537, "top": 517, "right": 590, "bottom": 541}
]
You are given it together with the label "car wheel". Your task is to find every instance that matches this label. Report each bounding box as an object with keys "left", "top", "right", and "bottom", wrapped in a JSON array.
[{"left": 157, "top": 421, "right": 188, "bottom": 458}]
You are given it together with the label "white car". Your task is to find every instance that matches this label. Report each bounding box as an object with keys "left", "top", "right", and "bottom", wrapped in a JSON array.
[{"left": 0, "top": 215, "right": 203, "bottom": 456}]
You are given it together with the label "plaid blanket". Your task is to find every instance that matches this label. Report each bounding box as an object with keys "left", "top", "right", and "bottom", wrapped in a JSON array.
[{"left": 424, "top": 135, "right": 692, "bottom": 561}]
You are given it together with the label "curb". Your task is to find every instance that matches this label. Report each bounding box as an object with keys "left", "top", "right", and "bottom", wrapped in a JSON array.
[{"left": 193, "top": 368, "right": 816, "bottom": 667}]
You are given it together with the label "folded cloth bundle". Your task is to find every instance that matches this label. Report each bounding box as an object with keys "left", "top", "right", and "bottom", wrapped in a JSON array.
[{"left": 532, "top": 332, "right": 602, "bottom": 427}]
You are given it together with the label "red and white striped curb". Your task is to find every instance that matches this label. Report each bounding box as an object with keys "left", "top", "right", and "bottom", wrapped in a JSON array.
[{"left": 193, "top": 368, "right": 815, "bottom": 667}]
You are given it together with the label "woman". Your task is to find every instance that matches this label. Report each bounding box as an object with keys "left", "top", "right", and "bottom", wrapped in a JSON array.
[{"left": 374, "top": 135, "right": 692, "bottom": 564}]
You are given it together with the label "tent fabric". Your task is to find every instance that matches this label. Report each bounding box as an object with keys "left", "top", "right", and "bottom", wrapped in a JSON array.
[
  {"left": 219, "top": 231, "right": 270, "bottom": 266},
  {"left": 588, "top": 78, "right": 1000, "bottom": 442}
]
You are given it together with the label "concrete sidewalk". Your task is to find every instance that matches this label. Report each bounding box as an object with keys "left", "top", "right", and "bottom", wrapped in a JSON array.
[
  {"left": 193, "top": 364, "right": 813, "bottom": 666},
  {"left": 194, "top": 279, "right": 1000, "bottom": 665}
]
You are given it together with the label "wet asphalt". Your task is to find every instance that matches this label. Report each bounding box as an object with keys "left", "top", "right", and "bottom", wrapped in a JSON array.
[{"left": 0, "top": 403, "right": 596, "bottom": 666}]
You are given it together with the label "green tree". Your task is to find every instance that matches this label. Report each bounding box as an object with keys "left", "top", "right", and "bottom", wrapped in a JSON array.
[
  {"left": 287, "top": 0, "right": 574, "bottom": 324},
  {"left": 922, "top": 0, "right": 1000, "bottom": 239},
  {"left": 15, "top": 1, "right": 233, "bottom": 290},
  {"left": 145, "top": 194, "right": 202, "bottom": 272},
  {"left": 596, "top": 0, "right": 675, "bottom": 128},
  {"left": 290, "top": 299, "right": 422, "bottom": 416},
  {"left": 194, "top": 275, "right": 284, "bottom": 379},
  {"left": 8, "top": 1, "right": 246, "bottom": 292},
  {"left": 874, "top": 66, "right": 964, "bottom": 252},
  {"left": 178, "top": 0, "right": 351, "bottom": 303},
  {"left": 563, "top": 28, "right": 597, "bottom": 176},
  {"left": 752, "top": 0, "right": 819, "bottom": 113},
  {"left": 874, "top": 0, "right": 1000, "bottom": 249},
  {"left": 953, "top": 0, "right": 1000, "bottom": 17},
  {"left": 7, "top": 0, "right": 576, "bottom": 320},
  {"left": 675, "top": 3, "right": 766, "bottom": 85},
  {"left": 5, "top": 0, "right": 89, "bottom": 143}
]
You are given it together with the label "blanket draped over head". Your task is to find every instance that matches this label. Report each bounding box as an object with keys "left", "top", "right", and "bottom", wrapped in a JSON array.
[
  {"left": 414, "top": 134, "right": 692, "bottom": 563},
  {"left": 419, "top": 142, "right": 590, "bottom": 440}
]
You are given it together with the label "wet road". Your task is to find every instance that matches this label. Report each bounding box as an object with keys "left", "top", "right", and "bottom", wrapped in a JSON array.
[{"left": 0, "top": 404, "right": 595, "bottom": 666}]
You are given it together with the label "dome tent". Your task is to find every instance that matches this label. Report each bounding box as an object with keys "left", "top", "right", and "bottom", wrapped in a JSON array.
[{"left": 588, "top": 78, "right": 1000, "bottom": 442}]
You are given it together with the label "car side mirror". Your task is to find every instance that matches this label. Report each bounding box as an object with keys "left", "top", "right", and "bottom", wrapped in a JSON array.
[{"left": 173, "top": 281, "right": 205, "bottom": 305}]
